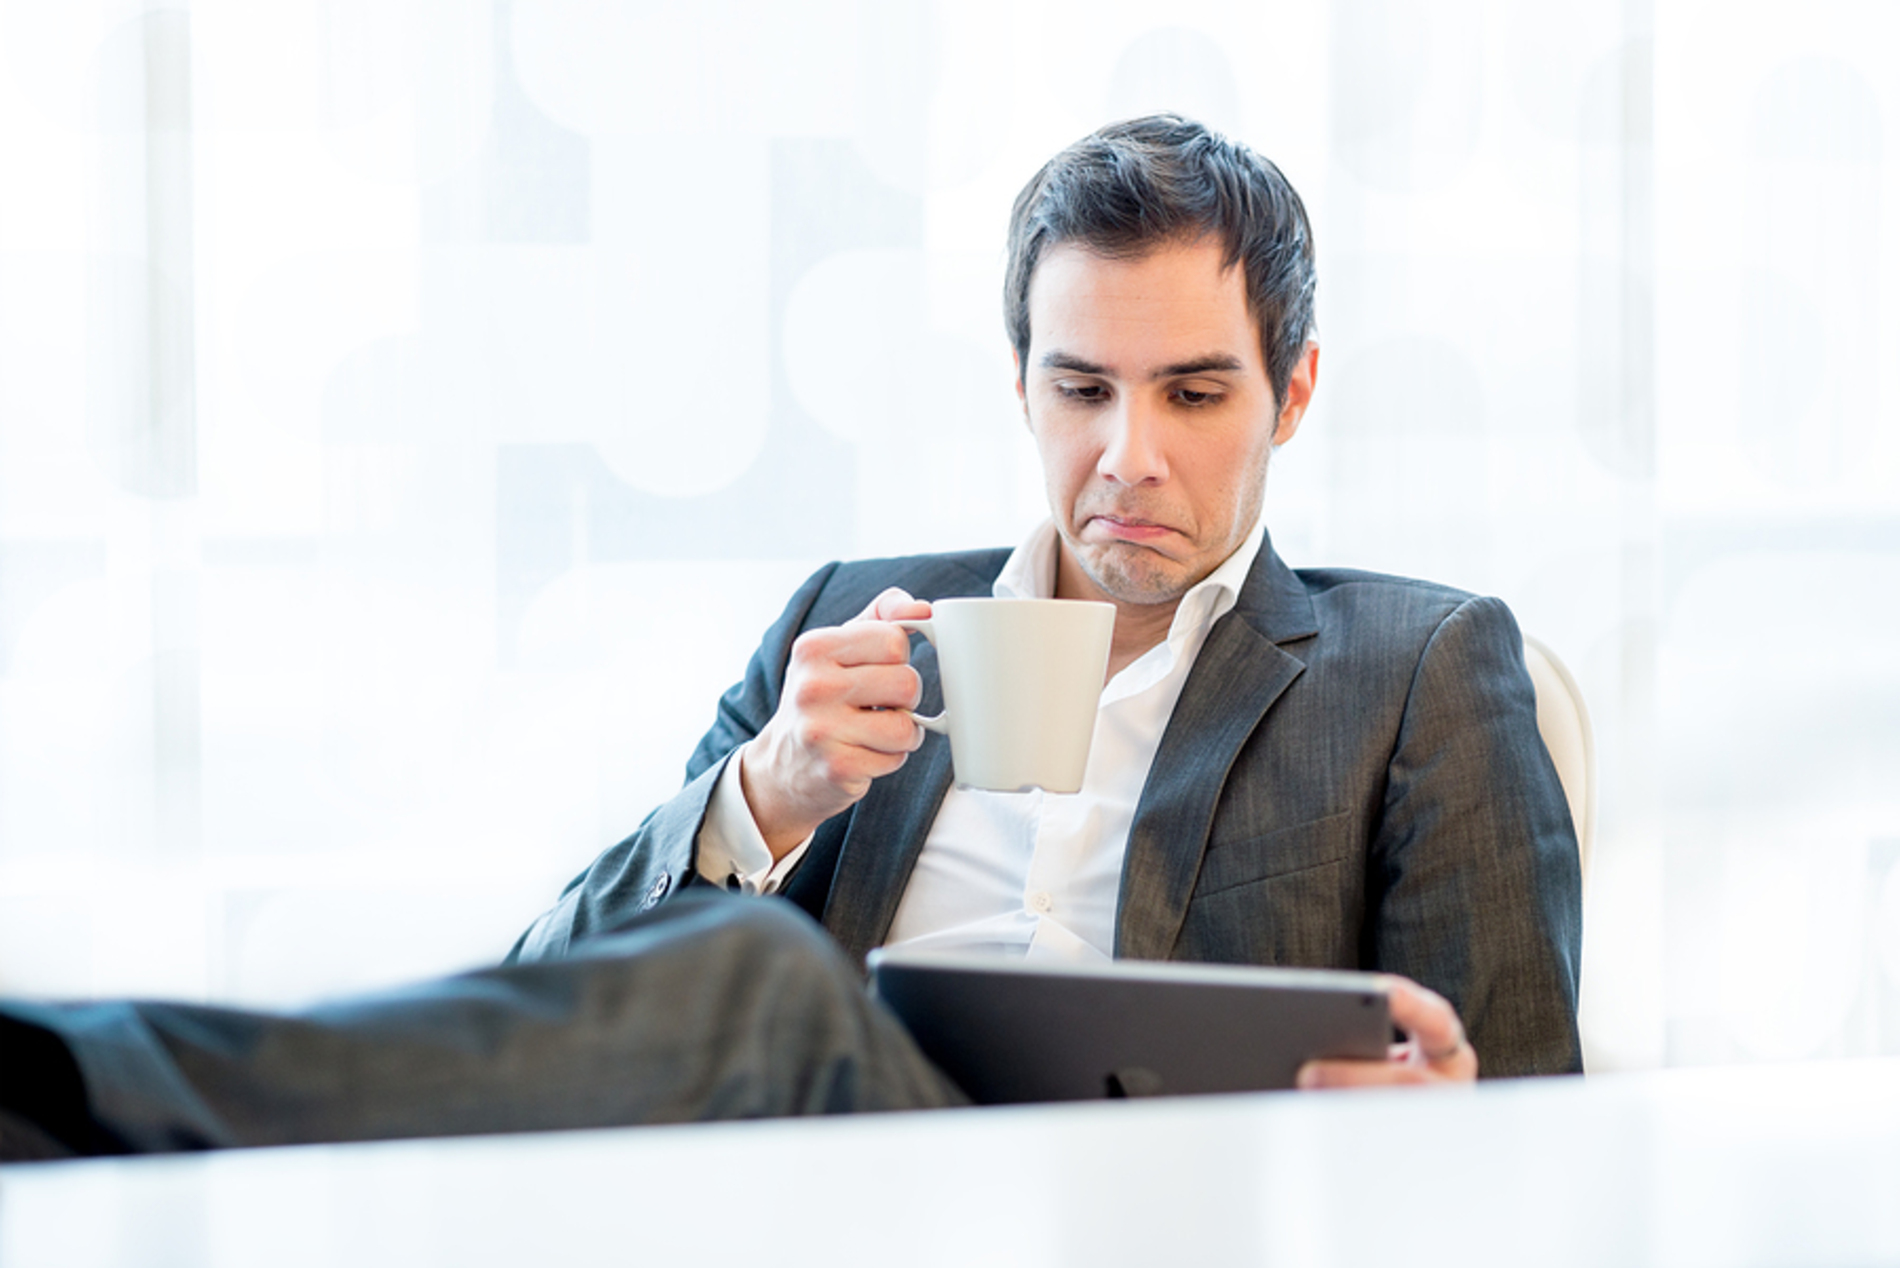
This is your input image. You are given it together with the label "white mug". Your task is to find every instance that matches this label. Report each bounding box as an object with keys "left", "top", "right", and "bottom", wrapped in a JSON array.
[{"left": 896, "top": 598, "right": 1115, "bottom": 794}]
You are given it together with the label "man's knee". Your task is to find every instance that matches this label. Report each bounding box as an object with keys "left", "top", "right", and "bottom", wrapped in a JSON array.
[{"left": 544, "top": 894, "right": 930, "bottom": 1115}]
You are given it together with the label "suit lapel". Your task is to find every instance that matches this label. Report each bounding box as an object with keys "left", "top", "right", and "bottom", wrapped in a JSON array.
[
  {"left": 820, "top": 620, "right": 957, "bottom": 965},
  {"left": 1115, "top": 542, "right": 1319, "bottom": 961}
]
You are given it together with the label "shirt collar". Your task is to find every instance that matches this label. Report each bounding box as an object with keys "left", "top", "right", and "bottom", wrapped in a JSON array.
[{"left": 992, "top": 516, "right": 1266, "bottom": 645}]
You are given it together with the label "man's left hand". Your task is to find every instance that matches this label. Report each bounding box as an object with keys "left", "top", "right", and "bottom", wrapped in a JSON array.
[{"left": 1296, "top": 975, "right": 1479, "bottom": 1089}]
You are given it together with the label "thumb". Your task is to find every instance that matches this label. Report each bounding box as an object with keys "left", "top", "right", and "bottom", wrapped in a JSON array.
[{"left": 855, "top": 587, "right": 932, "bottom": 623}]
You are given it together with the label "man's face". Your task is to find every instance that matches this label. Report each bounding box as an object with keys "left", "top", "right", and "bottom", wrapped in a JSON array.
[{"left": 1018, "top": 237, "right": 1316, "bottom": 611}]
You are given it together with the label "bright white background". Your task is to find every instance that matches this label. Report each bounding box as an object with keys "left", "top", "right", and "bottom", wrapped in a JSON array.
[{"left": 1, "top": 0, "right": 1896, "bottom": 1074}]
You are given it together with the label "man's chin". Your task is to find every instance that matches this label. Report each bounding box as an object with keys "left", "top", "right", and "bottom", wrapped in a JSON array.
[{"left": 1076, "top": 546, "right": 1197, "bottom": 608}]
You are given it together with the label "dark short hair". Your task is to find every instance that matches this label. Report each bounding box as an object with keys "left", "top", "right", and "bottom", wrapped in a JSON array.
[{"left": 1004, "top": 114, "right": 1317, "bottom": 406}]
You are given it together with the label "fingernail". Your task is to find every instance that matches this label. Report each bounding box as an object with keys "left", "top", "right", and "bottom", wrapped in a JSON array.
[{"left": 1296, "top": 1064, "right": 1320, "bottom": 1090}]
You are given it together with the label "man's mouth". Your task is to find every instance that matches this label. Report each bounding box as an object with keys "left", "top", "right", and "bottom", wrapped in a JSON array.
[{"left": 1083, "top": 514, "right": 1178, "bottom": 545}]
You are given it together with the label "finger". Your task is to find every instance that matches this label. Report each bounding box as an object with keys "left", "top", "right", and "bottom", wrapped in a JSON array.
[
  {"left": 810, "top": 622, "right": 915, "bottom": 669},
  {"left": 1295, "top": 1059, "right": 1432, "bottom": 1091},
  {"left": 832, "top": 705, "right": 927, "bottom": 756},
  {"left": 853, "top": 587, "right": 932, "bottom": 624},
  {"left": 1381, "top": 975, "right": 1471, "bottom": 1068},
  {"left": 840, "top": 664, "right": 924, "bottom": 712},
  {"left": 876, "top": 592, "right": 932, "bottom": 622},
  {"left": 812, "top": 733, "right": 917, "bottom": 790}
]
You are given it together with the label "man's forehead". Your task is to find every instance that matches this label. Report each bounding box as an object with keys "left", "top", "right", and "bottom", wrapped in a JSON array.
[{"left": 1025, "top": 239, "right": 1264, "bottom": 375}]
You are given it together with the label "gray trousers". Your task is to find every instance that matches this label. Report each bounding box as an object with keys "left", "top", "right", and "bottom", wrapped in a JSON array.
[{"left": 0, "top": 895, "right": 966, "bottom": 1161}]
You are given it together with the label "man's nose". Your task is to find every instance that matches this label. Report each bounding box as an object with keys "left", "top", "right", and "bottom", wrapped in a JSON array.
[{"left": 1097, "top": 398, "right": 1168, "bottom": 486}]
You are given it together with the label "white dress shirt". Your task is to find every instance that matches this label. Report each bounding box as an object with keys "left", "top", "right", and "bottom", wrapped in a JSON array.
[{"left": 695, "top": 517, "right": 1266, "bottom": 962}]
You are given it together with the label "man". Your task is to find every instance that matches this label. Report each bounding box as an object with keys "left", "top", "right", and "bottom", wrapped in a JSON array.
[
  {"left": 0, "top": 116, "right": 1577, "bottom": 1161},
  {"left": 507, "top": 114, "right": 1581, "bottom": 1077}
]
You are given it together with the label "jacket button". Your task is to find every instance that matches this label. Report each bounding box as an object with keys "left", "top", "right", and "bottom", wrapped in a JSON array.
[{"left": 640, "top": 871, "right": 671, "bottom": 910}]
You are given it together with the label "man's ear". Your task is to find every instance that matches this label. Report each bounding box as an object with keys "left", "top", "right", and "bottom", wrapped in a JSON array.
[
  {"left": 1272, "top": 342, "right": 1320, "bottom": 447},
  {"left": 1010, "top": 347, "right": 1041, "bottom": 431}
]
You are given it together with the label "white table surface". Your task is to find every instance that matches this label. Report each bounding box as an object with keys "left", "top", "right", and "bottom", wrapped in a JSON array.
[{"left": 4, "top": 1057, "right": 1898, "bottom": 1268}]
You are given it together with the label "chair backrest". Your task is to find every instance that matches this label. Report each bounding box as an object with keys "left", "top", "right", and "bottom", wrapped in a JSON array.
[{"left": 1520, "top": 635, "right": 1594, "bottom": 887}]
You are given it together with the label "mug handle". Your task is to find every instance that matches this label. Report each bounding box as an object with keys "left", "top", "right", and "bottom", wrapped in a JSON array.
[{"left": 892, "top": 618, "right": 950, "bottom": 735}]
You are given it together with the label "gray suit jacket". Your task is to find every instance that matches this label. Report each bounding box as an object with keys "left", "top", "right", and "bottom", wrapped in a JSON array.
[{"left": 511, "top": 541, "right": 1584, "bottom": 1077}]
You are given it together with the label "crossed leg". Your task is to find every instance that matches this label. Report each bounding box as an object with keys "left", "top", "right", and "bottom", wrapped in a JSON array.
[{"left": 0, "top": 894, "right": 965, "bottom": 1160}]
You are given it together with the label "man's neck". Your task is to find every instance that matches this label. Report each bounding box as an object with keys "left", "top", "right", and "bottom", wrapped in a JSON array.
[{"left": 1052, "top": 548, "right": 1179, "bottom": 680}]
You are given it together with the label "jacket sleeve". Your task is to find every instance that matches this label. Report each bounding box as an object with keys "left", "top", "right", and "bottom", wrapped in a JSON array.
[
  {"left": 1368, "top": 595, "right": 1585, "bottom": 1077},
  {"left": 504, "top": 562, "right": 843, "bottom": 963}
]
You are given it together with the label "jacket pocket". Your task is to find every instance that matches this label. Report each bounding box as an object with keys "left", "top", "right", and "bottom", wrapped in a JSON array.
[{"left": 1194, "top": 809, "right": 1357, "bottom": 897}]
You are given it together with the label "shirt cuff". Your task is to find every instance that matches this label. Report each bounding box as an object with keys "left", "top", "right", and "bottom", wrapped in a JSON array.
[{"left": 694, "top": 745, "right": 814, "bottom": 895}]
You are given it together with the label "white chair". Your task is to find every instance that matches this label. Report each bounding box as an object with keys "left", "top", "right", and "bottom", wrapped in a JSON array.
[{"left": 1521, "top": 635, "right": 1595, "bottom": 887}]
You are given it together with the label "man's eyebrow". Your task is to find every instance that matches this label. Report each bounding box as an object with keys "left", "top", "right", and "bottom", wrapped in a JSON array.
[
  {"left": 1039, "top": 351, "right": 1107, "bottom": 374},
  {"left": 1037, "top": 352, "right": 1245, "bottom": 378},
  {"left": 1153, "top": 354, "right": 1244, "bottom": 378}
]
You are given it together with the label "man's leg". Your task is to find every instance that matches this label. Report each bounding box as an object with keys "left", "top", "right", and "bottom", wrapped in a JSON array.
[{"left": 0, "top": 894, "right": 964, "bottom": 1159}]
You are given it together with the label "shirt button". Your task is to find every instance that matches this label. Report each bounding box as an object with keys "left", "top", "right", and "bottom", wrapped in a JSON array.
[{"left": 1030, "top": 891, "right": 1054, "bottom": 913}]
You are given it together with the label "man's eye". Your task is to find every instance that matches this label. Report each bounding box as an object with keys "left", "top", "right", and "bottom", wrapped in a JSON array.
[
  {"left": 1057, "top": 383, "right": 1108, "bottom": 403},
  {"left": 1175, "top": 388, "right": 1222, "bottom": 407}
]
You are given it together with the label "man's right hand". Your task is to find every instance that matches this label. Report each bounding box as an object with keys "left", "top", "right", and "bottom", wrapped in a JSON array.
[{"left": 737, "top": 588, "right": 934, "bottom": 859}]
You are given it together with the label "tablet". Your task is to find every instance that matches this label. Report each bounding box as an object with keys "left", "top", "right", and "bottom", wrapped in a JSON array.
[{"left": 867, "top": 949, "right": 1391, "bottom": 1104}]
